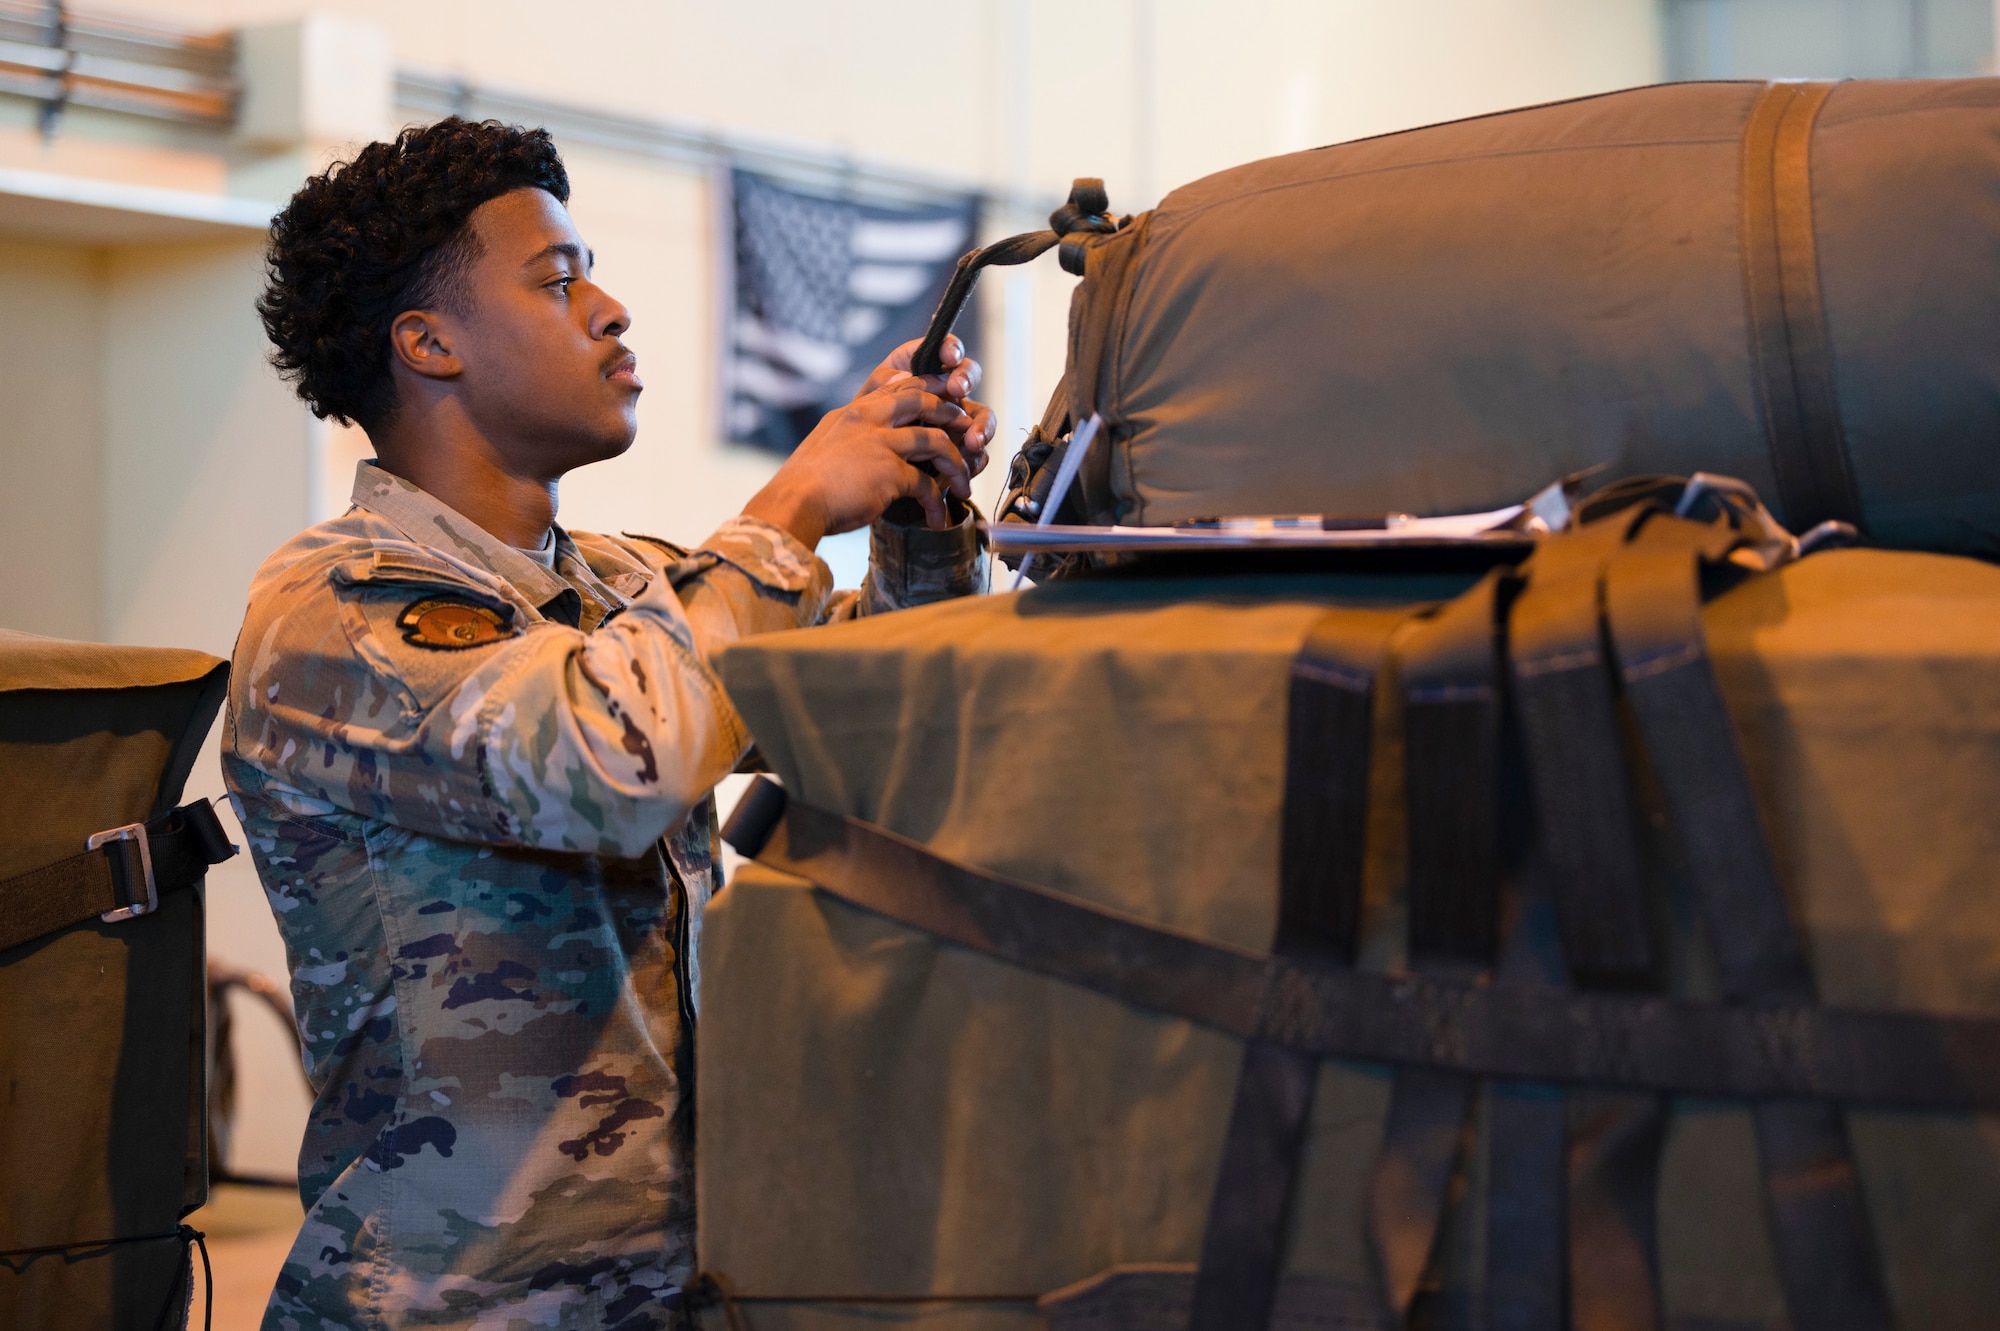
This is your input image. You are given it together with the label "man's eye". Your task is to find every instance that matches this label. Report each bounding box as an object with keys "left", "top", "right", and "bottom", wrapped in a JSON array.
[{"left": 549, "top": 276, "right": 574, "bottom": 294}]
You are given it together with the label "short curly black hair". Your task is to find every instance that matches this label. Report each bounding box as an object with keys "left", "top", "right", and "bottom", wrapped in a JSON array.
[{"left": 257, "top": 117, "right": 570, "bottom": 428}]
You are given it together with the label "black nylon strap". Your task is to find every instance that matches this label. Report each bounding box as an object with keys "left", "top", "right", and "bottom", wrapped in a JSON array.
[
  {"left": 1485, "top": 1081, "right": 1565, "bottom": 1331},
  {"left": 0, "top": 800, "right": 235, "bottom": 954},
  {"left": 722, "top": 779, "right": 2000, "bottom": 1111},
  {"left": 1370, "top": 574, "right": 1506, "bottom": 1318},
  {"left": 1402, "top": 573, "right": 1505, "bottom": 965},
  {"left": 1740, "top": 80, "right": 1862, "bottom": 532},
  {"left": 1190, "top": 612, "right": 1393, "bottom": 1331},
  {"left": 1510, "top": 517, "right": 1654, "bottom": 987},
  {"left": 1188, "top": 1041, "right": 1319, "bottom": 1331},
  {"left": 911, "top": 180, "right": 1123, "bottom": 377},
  {"left": 1604, "top": 517, "right": 1891, "bottom": 1331},
  {"left": 1565, "top": 1088, "right": 1667, "bottom": 1331},
  {"left": 1276, "top": 615, "right": 1386, "bottom": 962},
  {"left": 910, "top": 230, "right": 1059, "bottom": 377},
  {"left": 1367, "top": 1065, "right": 1474, "bottom": 1318},
  {"left": 1483, "top": 861, "right": 1569, "bottom": 1331},
  {"left": 1507, "top": 516, "right": 1667, "bottom": 1331}
]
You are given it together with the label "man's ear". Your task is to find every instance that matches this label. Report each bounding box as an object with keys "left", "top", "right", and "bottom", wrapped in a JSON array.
[{"left": 389, "top": 309, "right": 463, "bottom": 381}]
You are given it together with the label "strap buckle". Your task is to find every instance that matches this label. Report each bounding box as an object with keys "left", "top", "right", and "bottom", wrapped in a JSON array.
[{"left": 88, "top": 822, "right": 156, "bottom": 923}]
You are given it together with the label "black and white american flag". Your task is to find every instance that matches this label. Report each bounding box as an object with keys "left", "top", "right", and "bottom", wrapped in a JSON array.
[{"left": 724, "top": 167, "right": 980, "bottom": 454}]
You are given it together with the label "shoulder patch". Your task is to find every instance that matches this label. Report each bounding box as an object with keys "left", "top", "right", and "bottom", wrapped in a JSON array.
[{"left": 397, "top": 596, "right": 518, "bottom": 650}]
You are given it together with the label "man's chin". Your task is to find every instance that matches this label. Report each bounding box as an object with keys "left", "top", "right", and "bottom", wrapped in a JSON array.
[{"left": 539, "top": 426, "right": 637, "bottom": 478}]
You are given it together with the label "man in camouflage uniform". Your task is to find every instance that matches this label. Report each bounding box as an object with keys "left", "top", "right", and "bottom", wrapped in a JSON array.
[{"left": 225, "top": 120, "right": 990, "bottom": 1329}]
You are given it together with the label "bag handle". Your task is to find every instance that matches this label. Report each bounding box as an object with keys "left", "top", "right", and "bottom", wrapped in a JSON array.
[{"left": 908, "top": 178, "right": 1126, "bottom": 376}]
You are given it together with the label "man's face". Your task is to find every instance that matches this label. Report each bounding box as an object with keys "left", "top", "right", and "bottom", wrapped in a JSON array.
[{"left": 446, "top": 187, "right": 641, "bottom": 478}]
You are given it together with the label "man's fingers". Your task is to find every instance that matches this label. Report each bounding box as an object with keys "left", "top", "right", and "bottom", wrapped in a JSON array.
[
  {"left": 901, "top": 468, "right": 950, "bottom": 529},
  {"left": 859, "top": 339, "right": 980, "bottom": 402},
  {"left": 856, "top": 333, "right": 964, "bottom": 395},
  {"left": 902, "top": 426, "right": 972, "bottom": 498},
  {"left": 903, "top": 353, "right": 982, "bottom": 402},
  {"left": 958, "top": 400, "right": 996, "bottom": 452},
  {"left": 945, "top": 353, "right": 981, "bottom": 401},
  {"left": 883, "top": 387, "right": 968, "bottom": 431}
]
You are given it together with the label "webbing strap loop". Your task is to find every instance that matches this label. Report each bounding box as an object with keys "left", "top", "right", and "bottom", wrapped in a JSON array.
[{"left": 1740, "top": 80, "right": 1862, "bottom": 532}]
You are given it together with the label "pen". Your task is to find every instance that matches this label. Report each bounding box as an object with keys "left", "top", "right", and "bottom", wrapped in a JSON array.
[{"left": 1174, "top": 513, "right": 1417, "bottom": 532}]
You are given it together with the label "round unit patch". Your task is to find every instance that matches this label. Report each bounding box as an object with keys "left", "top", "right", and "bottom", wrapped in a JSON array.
[{"left": 397, "top": 596, "right": 517, "bottom": 650}]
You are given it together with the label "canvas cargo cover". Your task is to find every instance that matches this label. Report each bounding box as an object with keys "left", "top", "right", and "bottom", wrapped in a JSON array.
[
  {"left": 1052, "top": 79, "right": 2000, "bottom": 555},
  {"left": 699, "top": 551, "right": 2000, "bottom": 1329}
]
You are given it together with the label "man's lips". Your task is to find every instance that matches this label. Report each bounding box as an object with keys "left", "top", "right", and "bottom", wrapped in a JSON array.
[{"left": 604, "top": 351, "right": 642, "bottom": 389}]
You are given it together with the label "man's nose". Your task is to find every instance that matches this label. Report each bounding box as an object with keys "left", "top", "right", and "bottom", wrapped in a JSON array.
[{"left": 592, "top": 285, "right": 632, "bottom": 340}]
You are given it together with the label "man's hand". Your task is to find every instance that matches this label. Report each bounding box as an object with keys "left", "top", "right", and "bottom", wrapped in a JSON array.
[
  {"left": 855, "top": 335, "right": 994, "bottom": 465},
  {"left": 742, "top": 336, "right": 996, "bottom": 548}
]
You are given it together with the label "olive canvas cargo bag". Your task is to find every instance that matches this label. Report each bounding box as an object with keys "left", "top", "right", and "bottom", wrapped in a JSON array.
[
  {"left": 697, "top": 492, "right": 2000, "bottom": 1330},
  {"left": 0, "top": 631, "right": 237, "bottom": 1331},
  {"left": 917, "top": 78, "right": 2000, "bottom": 557}
]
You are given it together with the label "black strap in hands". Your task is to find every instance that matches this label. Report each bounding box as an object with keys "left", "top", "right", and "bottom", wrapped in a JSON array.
[
  {"left": 909, "top": 231, "right": 1059, "bottom": 377},
  {"left": 0, "top": 800, "right": 236, "bottom": 954},
  {"left": 910, "top": 179, "right": 1124, "bottom": 377},
  {"left": 1189, "top": 612, "right": 1392, "bottom": 1331}
]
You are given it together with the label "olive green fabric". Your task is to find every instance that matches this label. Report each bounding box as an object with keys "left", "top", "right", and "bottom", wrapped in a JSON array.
[
  {"left": 0, "top": 631, "right": 227, "bottom": 1331},
  {"left": 700, "top": 551, "right": 2000, "bottom": 1329},
  {"left": 1059, "top": 80, "right": 2000, "bottom": 556}
]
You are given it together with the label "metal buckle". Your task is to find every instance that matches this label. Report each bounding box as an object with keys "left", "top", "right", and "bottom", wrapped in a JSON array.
[{"left": 88, "top": 822, "right": 156, "bottom": 923}]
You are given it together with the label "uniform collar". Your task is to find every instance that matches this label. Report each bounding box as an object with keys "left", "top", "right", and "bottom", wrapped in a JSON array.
[{"left": 350, "top": 461, "right": 600, "bottom": 619}]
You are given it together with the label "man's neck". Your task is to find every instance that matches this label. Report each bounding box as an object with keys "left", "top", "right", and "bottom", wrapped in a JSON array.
[{"left": 368, "top": 411, "right": 559, "bottom": 550}]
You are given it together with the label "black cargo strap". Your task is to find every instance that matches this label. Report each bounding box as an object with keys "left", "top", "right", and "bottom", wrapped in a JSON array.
[
  {"left": 721, "top": 788, "right": 2000, "bottom": 1115},
  {"left": 0, "top": 800, "right": 236, "bottom": 954},
  {"left": 1190, "top": 611, "right": 1395, "bottom": 1331},
  {"left": 1511, "top": 512, "right": 1655, "bottom": 988},
  {"left": 1507, "top": 512, "right": 1668, "bottom": 1331},
  {"left": 1368, "top": 574, "right": 1504, "bottom": 1321},
  {"left": 1604, "top": 515, "right": 1893, "bottom": 1331},
  {"left": 1740, "top": 80, "right": 1862, "bottom": 534},
  {"left": 910, "top": 178, "right": 1124, "bottom": 377}
]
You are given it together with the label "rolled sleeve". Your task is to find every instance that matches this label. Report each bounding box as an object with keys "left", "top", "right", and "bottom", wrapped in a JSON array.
[{"left": 850, "top": 499, "right": 989, "bottom": 617}]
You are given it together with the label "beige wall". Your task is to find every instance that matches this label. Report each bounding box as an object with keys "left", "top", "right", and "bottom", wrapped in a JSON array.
[
  {"left": 0, "top": 240, "right": 104, "bottom": 641},
  {"left": 103, "top": 238, "right": 311, "bottom": 651},
  {"left": 0, "top": 0, "right": 1666, "bottom": 1183}
]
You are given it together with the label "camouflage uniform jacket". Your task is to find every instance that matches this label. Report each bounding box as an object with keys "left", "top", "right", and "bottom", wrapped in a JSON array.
[{"left": 223, "top": 461, "right": 983, "bottom": 1331}]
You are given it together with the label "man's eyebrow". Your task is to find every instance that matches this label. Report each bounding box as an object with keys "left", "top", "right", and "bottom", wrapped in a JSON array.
[{"left": 523, "top": 241, "right": 594, "bottom": 271}]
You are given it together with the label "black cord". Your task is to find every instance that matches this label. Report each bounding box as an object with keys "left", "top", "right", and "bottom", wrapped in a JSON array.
[
  {"left": 0, "top": 1225, "right": 210, "bottom": 1331},
  {"left": 186, "top": 1225, "right": 213, "bottom": 1331}
]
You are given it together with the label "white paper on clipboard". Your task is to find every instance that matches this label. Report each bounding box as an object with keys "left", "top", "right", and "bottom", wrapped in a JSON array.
[{"left": 989, "top": 503, "right": 1528, "bottom": 554}]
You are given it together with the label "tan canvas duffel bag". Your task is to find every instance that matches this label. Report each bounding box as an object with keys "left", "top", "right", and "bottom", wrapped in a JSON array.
[
  {"left": 696, "top": 488, "right": 2000, "bottom": 1331},
  {"left": 914, "top": 78, "right": 2000, "bottom": 557}
]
